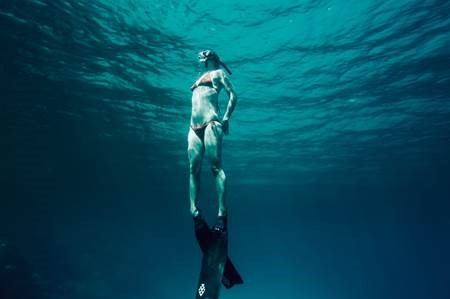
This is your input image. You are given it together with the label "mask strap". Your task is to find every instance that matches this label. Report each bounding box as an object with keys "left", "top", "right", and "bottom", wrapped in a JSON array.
[{"left": 219, "top": 61, "right": 232, "bottom": 75}]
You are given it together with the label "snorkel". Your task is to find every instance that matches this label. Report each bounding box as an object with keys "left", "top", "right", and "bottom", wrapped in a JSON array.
[{"left": 198, "top": 50, "right": 232, "bottom": 75}]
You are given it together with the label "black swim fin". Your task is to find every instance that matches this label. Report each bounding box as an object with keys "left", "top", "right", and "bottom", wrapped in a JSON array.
[{"left": 194, "top": 215, "right": 243, "bottom": 289}]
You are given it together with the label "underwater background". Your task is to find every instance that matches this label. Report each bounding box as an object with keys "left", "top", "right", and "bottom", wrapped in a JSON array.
[{"left": 1, "top": 0, "right": 450, "bottom": 298}]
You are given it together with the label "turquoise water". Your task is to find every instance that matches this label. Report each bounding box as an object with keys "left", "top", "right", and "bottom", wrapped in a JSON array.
[{"left": 1, "top": 1, "right": 450, "bottom": 299}]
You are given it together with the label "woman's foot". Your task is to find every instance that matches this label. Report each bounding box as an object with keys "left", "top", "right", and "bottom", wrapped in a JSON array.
[
  {"left": 213, "top": 215, "right": 227, "bottom": 232},
  {"left": 191, "top": 207, "right": 202, "bottom": 218}
]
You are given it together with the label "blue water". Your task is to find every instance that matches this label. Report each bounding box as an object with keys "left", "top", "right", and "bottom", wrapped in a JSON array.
[{"left": 1, "top": 1, "right": 450, "bottom": 299}]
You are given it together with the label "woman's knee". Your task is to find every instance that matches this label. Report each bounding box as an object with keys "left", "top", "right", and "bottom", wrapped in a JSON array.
[
  {"left": 211, "top": 163, "right": 225, "bottom": 177},
  {"left": 190, "top": 161, "right": 201, "bottom": 175}
]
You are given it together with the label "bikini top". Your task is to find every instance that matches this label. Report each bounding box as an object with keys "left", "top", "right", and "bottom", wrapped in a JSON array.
[{"left": 190, "top": 72, "right": 219, "bottom": 91}]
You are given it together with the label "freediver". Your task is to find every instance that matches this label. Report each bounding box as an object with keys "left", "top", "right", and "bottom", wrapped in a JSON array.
[{"left": 188, "top": 50, "right": 237, "bottom": 232}]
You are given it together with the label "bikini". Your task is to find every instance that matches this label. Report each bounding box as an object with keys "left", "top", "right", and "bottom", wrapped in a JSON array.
[
  {"left": 190, "top": 72, "right": 220, "bottom": 140},
  {"left": 190, "top": 72, "right": 216, "bottom": 91},
  {"left": 191, "top": 120, "right": 219, "bottom": 140}
]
